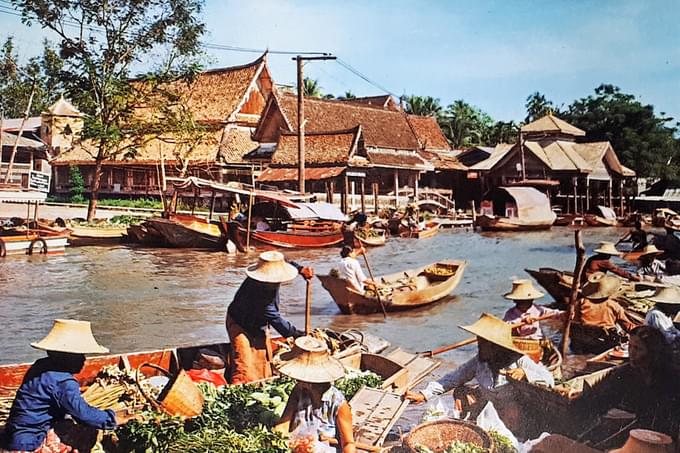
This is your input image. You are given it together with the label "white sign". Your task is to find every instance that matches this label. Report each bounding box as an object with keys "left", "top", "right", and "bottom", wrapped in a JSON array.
[
  {"left": 29, "top": 170, "right": 51, "bottom": 193},
  {"left": 345, "top": 171, "right": 366, "bottom": 178}
]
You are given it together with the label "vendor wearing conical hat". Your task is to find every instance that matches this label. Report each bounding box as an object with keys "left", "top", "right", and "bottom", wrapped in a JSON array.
[
  {"left": 644, "top": 285, "right": 680, "bottom": 344},
  {"left": 226, "top": 251, "right": 314, "bottom": 384},
  {"left": 1, "top": 320, "right": 137, "bottom": 452},
  {"left": 571, "top": 272, "right": 637, "bottom": 353},
  {"left": 636, "top": 244, "right": 666, "bottom": 282},
  {"left": 502, "top": 280, "right": 563, "bottom": 339},
  {"left": 584, "top": 241, "right": 640, "bottom": 282},
  {"left": 273, "top": 336, "right": 356, "bottom": 453},
  {"left": 406, "top": 314, "right": 554, "bottom": 414}
]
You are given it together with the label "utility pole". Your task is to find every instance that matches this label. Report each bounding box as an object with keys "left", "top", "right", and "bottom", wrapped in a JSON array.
[{"left": 293, "top": 54, "right": 336, "bottom": 194}]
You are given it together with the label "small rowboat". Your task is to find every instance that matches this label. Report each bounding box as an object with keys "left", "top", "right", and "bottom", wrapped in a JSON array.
[
  {"left": 318, "top": 260, "right": 466, "bottom": 314},
  {"left": 68, "top": 225, "right": 127, "bottom": 246},
  {"left": 583, "top": 215, "right": 618, "bottom": 227},
  {"left": 0, "top": 229, "right": 69, "bottom": 256},
  {"left": 355, "top": 229, "right": 387, "bottom": 247},
  {"left": 145, "top": 214, "right": 225, "bottom": 249},
  {"left": 399, "top": 222, "right": 440, "bottom": 239}
]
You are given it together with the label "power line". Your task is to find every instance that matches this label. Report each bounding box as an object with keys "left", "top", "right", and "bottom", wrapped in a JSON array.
[{"left": 335, "top": 58, "right": 398, "bottom": 98}]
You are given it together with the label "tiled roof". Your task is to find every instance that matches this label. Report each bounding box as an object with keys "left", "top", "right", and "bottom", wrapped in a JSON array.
[
  {"left": 258, "top": 166, "right": 345, "bottom": 182},
  {"left": 272, "top": 127, "right": 360, "bottom": 166},
  {"left": 219, "top": 126, "right": 259, "bottom": 164},
  {"left": 51, "top": 129, "right": 222, "bottom": 165},
  {"left": 367, "top": 149, "right": 432, "bottom": 170},
  {"left": 340, "top": 95, "right": 400, "bottom": 111},
  {"left": 1, "top": 131, "right": 45, "bottom": 149},
  {"left": 418, "top": 149, "right": 466, "bottom": 170},
  {"left": 521, "top": 114, "right": 585, "bottom": 136},
  {"left": 0, "top": 117, "right": 42, "bottom": 132},
  {"left": 469, "top": 143, "right": 515, "bottom": 170},
  {"left": 407, "top": 115, "right": 450, "bottom": 151},
  {"left": 277, "top": 93, "right": 421, "bottom": 150},
  {"left": 527, "top": 141, "right": 591, "bottom": 171},
  {"left": 574, "top": 141, "right": 635, "bottom": 177}
]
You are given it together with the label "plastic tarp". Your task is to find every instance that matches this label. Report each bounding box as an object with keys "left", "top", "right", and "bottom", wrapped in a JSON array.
[
  {"left": 501, "top": 186, "right": 557, "bottom": 225},
  {"left": 285, "top": 202, "right": 348, "bottom": 222}
]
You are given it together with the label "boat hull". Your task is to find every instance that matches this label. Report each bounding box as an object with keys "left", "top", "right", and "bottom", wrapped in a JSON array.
[
  {"left": 476, "top": 215, "right": 553, "bottom": 231},
  {"left": 355, "top": 230, "right": 387, "bottom": 247},
  {"left": 146, "top": 216, "right": 225, "bottom": 249},
  {"left": 240, "top": 226, "right": 343, "bottom": 248},
  {"left": 0, "top": 230, "right": 69, "bottom": 256},
  {"left": 318, "top": 260, "right": 466, "bottom": 314},
  {"left": 68, "top": 226, "right": 126, "bottom": 246},
  {"left": 584, "top": 215, "right": 618, "bottom": 227}
]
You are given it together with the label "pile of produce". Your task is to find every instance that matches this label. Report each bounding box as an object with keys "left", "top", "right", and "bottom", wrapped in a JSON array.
[
  {"left": 335, "top": 369, "right": 383, "bottom": 400},
  {"left": 0, "top": 393, "right": 15, "bottom": 426},
  {"left": 355, "top": 228, "right": 382, "bottom": 239},
  {"left": 415, "top": 441, "right": 488, "bottom": 453},
  {"left": 424, "top": 265, "right": 454, "bottom": 277},
  {"left": 82, "top": 365, "right": 160, "bottom": 411},
  {"left": 488, "top": 430, "right": 517, "bottom": 453}
]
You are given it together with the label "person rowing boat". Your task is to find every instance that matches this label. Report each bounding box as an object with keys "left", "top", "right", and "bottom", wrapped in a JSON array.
[
  {"left": 502, "top": 280, "right": 563, "bottom": 339},
  {"left": 584, "top": 242, "right": 640, "bottom": 282}
]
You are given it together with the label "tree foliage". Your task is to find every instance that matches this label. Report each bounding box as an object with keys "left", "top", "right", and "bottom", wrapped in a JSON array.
[
  {"left": 10, "top": 0, "right": 206, "bottom": 220},
  {"left": 562, "top": 84, "right": 680, "bottom": 180},
  {"left": 525, "top": 92, "right": 557, "bottom": 123},
  {"left": 439, "top": 100, "right": 494, "bottom": 148},
  {"left": 303, "top": 77, "right": 322, "bottom": 98},
  {"left": 404, "top": 95, "right": 443, "bottom": 117},
  {"left": 0, "top": 37, "right": 64, "bottom": 118}
]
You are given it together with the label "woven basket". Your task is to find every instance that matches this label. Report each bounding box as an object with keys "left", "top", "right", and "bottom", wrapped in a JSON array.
[
  {"left": 512, "top": 338, "right": 545, "bottom": 363},
  {"left": 136, "top": 363, "right": 204, "bottom": 418},
  {"left": 403, "top": 419, "right": 493, "bottom": 452}
]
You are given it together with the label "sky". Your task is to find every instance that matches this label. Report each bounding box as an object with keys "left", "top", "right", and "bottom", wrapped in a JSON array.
[{"left": 1, "top": 0, "right": 679, "bottom": 123}]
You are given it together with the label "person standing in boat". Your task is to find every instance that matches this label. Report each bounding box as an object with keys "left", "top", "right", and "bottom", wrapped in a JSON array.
[
  {"left": 618, "top": 220, "right": 649, "bottom": 251},
  {"left": 0, "top": 319, "right": 137, "bottom": 453},
  {"left": 226, "top": 251, "right": 314, "bottom": 384},
  {"left": 636, "top": 245, "right": 666, "bottom": 282},
  {"left": 502, "top": 280, "right": 563, "bottom": 339},
  {"left": 405, "top": 314, "right": 554, "bottom": 419},
  {"left": 584, "top": 242, "right": 641, "bottom": 282},
  {"left": 571, "top": 273, "right": 637, "bottom": 353}
]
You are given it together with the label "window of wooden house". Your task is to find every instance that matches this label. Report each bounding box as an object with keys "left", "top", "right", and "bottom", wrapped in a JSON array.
[
  {"left": 132, "top": 170, "right": 146, "bottom": 187},
  {"left": 112, "top": 168, "right": 125, "bottom": 186},
  {"left": 56, "top": 166, "right": 69, "bottom": 187}
]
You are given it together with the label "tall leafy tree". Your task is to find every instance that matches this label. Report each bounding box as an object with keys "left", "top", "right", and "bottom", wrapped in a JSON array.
[
  {"left": 562, "top": 84, "right": 680, "bottom": 179},
  {"left": 12, "top": 0, "right": 206, "bottom": 221},
  {"left": 439, "top": 100, "right": 493, "bottom": 148},
  {"left": 339, "top": 90, "right": 356, "bottom": 100},
  {"left": 303, "top": 77, "right": 322, "bottom": 98},
  {"left": 488, "top": 120, "right": 519, "bottom": 145},
  {"left": 404, "top": 95, "right": 443, "bottom": 117},
  {"left": 525, "top": 92, "right": 556, "bottom": 123}
]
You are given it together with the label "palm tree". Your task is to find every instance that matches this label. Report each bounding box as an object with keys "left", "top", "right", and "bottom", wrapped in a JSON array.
[
  {"left": 303, "top": 77, "right": 322, "bottom": 98},
  {"left": 488, "top": 121, "right": 519, "bottom": 145},
  {"left": 525, "top": 92, "right": 555, "bottom": 122},
  {"left": 404, "top": 95, "right": 443, "bottom": 117},
  {"left": 339, "top": 90, "right": 356, "bottom": 100},
  {"left": 439, "top": 100, "right": 493, "bottom": 148}
]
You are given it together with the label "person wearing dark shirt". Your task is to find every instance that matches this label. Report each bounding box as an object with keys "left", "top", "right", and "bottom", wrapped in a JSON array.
[
  {"left": 584, "top": 241, "right": 640, "bottom": 282},
  {"left": 1, "top": 320, "right": 135, "bottom": 452},
  {"left": 618, "top": 220, "right": 648, "bottom": 251},
  {"left": 226, "top": 251, "right": 313, "bottom": 384}
]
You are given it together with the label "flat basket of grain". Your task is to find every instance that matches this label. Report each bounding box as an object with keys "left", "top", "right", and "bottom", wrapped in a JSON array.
[
  {"left": 136, "top": 363, "right": 204, "bottom": 418},
  {"left": 422, "top": 263, "right": 458, "bottom": 282},
  {"left": 403, "top": 419, "right": 493, "bottom": 452}
]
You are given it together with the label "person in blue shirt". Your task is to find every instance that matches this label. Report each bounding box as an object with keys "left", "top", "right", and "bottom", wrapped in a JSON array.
[
  {"left": 1, "top": 319, "right": 136, "bottom": 453},
  {"left": 226, "top": 251, "right": 313, "bottom": 384}
]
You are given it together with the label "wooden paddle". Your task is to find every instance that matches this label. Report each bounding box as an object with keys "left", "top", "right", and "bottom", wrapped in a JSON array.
[
  {"left": 420, "top": 312, "right": 561, "bottom": 357},
  {"left": 362, "top": 250, "right": 388, "bottom": 318},
  {"left": 562, "top": 229, "right": 587, "bottom": 357},
  {"left": 305, "top": 279, "right": 312, "bottom": 335}
]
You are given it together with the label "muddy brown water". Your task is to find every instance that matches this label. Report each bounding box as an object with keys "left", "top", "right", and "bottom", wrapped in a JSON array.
[{"left": 0, "top": 227, "right": 633, "bottom": 434}]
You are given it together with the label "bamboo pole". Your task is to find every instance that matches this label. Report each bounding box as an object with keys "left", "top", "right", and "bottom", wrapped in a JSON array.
[
  {"left": 305, "top": 279, "right": 312, "bottom": 335},
  {"left": 561, "top": 229, "right": 587, "bottom": 357},
  {"left": 362, "top": 251, "right": 387, "bottom": 319}
]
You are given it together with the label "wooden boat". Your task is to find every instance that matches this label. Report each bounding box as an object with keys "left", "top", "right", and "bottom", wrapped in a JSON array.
[
  {"left": 145, "top": 214, "right": 227, "bottom": 249},
  {"left": 476, "top": 187, "right": 556, "bottom": 231},
  {"left": 399, "top": 221, "right": 440, "bottom": 239},
  {"left": 240, "top": 223, "right": 344, "bottom": 248},
  {"left": 525, "top": 267, "right": 574, "bottom": 306},
  {"left": 0, "top": 229, "right": 69, "bottom": 256},
  {"left": 124, "top": 223, "right": 167, "bottom": 247},
  {"left": 355, "top": 228, "right": 387, "bottom": 246},
  {"left": 67, "top": 225, "right": 127, "bottom": 246},
  {"left": 584, "top": 206, "right": 619, "bottom": 227},
  {"left": 318, "top": 260, "right": 466, "bottom": 314}
]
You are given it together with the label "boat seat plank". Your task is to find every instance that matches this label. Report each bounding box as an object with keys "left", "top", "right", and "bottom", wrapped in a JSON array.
[
  {"left": 349, "top": 387, "right": 409, "bottom": 447},
  {"left": 385, "top": 348, "right": 439, "bottom": 389}
]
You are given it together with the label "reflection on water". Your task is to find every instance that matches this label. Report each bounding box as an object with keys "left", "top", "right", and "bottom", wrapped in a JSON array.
[{"left": 0, "top": 228, "right": 627, "bottom": 365}]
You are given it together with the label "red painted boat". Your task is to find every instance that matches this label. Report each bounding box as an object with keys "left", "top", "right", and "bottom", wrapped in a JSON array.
[{"left": 239, "top": 223, "right": 344, "bottom": 248}]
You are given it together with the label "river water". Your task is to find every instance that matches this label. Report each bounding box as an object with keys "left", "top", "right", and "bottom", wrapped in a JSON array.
[{"left": 0, "top": 227, "right": 628, "bottom": 366}]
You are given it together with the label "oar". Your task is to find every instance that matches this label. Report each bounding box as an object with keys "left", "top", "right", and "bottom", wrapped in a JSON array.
[
  {"left": 419, "top": 312, "right": 560, "bottom": 357},
  {"left": 362, "top": 250, "right": 388, "bottom": 318},
  {"left": 305, "top": 279, "right": 312, "bottom": 335}
]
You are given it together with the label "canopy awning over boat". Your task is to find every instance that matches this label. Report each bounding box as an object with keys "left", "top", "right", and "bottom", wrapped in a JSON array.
[
  {"left": 257, "top": 166, "right": 346, "bottom": 182},
  {"left": 285, "top": 202, "right": 348, "bottom": 222},
  {"left": 596, "top": 205, "right": 617, "bottom": 219},
  {"left": 494, "top": 186, "right": 556, "bottom": 224},
  {"left": 166, "top": 176, "right": 299, "bottom": 208}
]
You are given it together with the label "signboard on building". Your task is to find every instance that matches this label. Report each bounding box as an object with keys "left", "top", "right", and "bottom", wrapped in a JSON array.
[
  {"left": 346, "top": 171, "right": 366, "bottom": 178},
  {"left": 28, "top": 170, "right": 51, "bottom": 193}
]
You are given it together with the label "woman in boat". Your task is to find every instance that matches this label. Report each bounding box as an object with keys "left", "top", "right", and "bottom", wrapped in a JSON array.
[
  {"left": 571, "top": 273, "right": 637, "bottom": 354},
  {"left": 618, "top": 220, "right": 649, "bottom": 251},
  {"left": 502, "top": 280, "right": 563, "bottom": 339},
  {"left": 636, "top": 245, "right": 666, "bottom": 282},
  {"left": 274, "top": 336, "right": 356, "bottom": 453},
  {"left": 583, "top": 242, "right": 640, "bottom": 282},
  {"left": 0, "top": 320, "right": 137, "bottom": 453},
  {"left": 338, "top": 246, "right": 373, "bottom": 294},
  {"left": 644, "top": 286, "right": 680, "bottom": 344},
  {"left": 226, "top": 251, "right": 314, "bottom": 384},
  {"left": 342, "top": 213, "right": 368, "bottom": 247},
  {"left": 405, "top": 314, "right": 554, "bottom": 418}
]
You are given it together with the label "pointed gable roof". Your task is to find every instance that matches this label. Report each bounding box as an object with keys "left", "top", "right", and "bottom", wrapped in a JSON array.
[
  {"left": 521, "top": 114, "right": 585, "bottom": 137},
  {"left": 45, "top": 96, "right": 81, "bottom": 117},
  {"left": 272, "top": 126, "right": 362, "bottom": 166},
  {"left": 340, "top": 95, "right": 400, "bottom": 111},
  {"left": 406, "top": 115, "right": 450, "bottom": 151}
]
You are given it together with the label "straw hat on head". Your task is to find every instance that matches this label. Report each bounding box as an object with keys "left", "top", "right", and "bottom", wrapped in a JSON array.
[
  {"left": 609, "top": 429, "right": 673, "bottom": 453},
  {"left": 31, "top": 319, "right": 109, "bottom": 354},
  {"left": 459, "top": 313, "right": 524, "bottom": 355},
  {"left": 594, "top": 241, "right": 622, "bottom": 256},
  {"left": 504, "top": 279, "right": 544, "bottom": 300},
  {"left": 639, "top": 244, "right": 663, "bottom": 258},
  {"left": 273, "top": 336, "right": 345, "bottom": 383},
  {"left": 649, "top": 285, "right": 680, "bottom": 305},
  {"left": 664, "top": 217, "right": 680, "bottom": 232},
  {"left": 582, "top": 272, "right": 621, "bottom": 300},
  {"left": 245, "top": 251, "right": 298, "bottom": 283}
]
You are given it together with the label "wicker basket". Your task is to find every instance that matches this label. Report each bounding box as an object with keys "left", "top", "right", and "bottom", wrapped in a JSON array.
[
  {"left": 136, "top": 363, "right": 204, "bottom": 418},
  {"left": 403, "top": 419, "right": 493, "bottom": 452},
  {"left": 422, "top": 263, "right": 458, "bottom": 282},
  {"left": 512, "top": 338, "right": 545, "bottom": 363}
]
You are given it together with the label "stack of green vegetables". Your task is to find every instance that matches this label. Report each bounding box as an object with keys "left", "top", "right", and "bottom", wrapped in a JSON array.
[{"left": 413, "top": 430, "right": 516, "bottom": 453}]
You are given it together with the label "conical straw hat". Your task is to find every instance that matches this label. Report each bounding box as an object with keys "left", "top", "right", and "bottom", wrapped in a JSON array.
[
  {"left": 639, "top": 244, "right": 663, "bottom": 257},
  {"left": 649, "top": 285, "right": 680, "bottom": 305},
  {"left": 459, "top": 313, "right": 524, "bottom": 355},
  {"left": 504, "top": 279, "right": 545, "bottom": 300},
  {"left": 273, "top": 336, "right": 345, "bottom": 383},
  {"left": 245, "top": 251, "right": 298, "bottom": 283},
  {"left": 609, "top": 429, "right": 673, "bottom": 453},
  {"left": 31, "top": 319, "right": 109, "bottom": 354},
  {"left": 594, "top": 241, "right": 621, "bottom": 256},
  {"left": 582, "top": 272, "right": 621, "bottom": 299}
]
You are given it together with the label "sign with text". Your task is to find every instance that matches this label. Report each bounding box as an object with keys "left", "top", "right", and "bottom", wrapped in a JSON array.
[{"left": 29, "top": 170, "right": 51, "bottom": 193}]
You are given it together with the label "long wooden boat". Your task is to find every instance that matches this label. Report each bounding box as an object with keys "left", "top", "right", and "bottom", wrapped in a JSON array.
[
  {"left": 68, "top": 225, "right": 127, "bottom": 246},
  {"left": 238, "top": 224, "right": 344, "bottom": 248},
  {"left": 476, "top": 214, "right": 554, "bottom": 231},
  {"left": 124, "top": 223, "right": 167, "bottom": 247},
  {"left": 399, "top": 222, "right": 440, "bottom": 239},
  {"left": 583, "top": 214, "right": 618, "bottom": 227},
  {"left": 0, "top": 229, "right": 69, "bottom": 256},
  {"left": 145, "top": 214, "right": 226, "bottom": 249},
  {"left": 318, "top": 260, "right": 466, "bottom": 314},
  {"left": 355, "top": 229, "right": 387, "bottom": 246},
  {"left": 476, "top": 187, "right": 556, "bottom": 231},
  {"left": 525, "top": 267, "right": 574, "bottom": 306}
]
